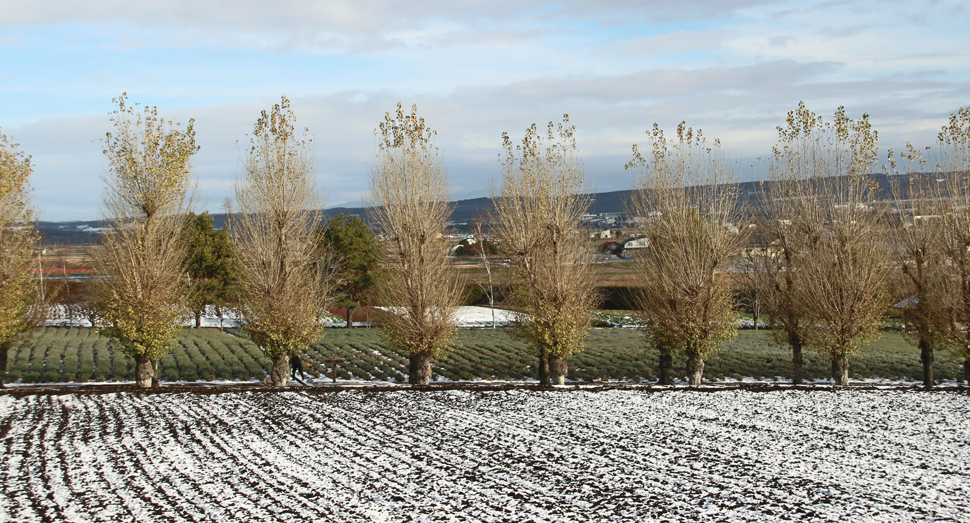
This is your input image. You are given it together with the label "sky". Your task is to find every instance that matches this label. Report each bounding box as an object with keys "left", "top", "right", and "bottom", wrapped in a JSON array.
[{"left": 1, "top": 0, "right": 968, "bottom": 221}]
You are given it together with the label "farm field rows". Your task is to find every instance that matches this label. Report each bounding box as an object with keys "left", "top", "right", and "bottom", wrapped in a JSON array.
[
  {"left": 0, "top": 389, "right": 966, "bottom": 522},
  {"left": 3, "top": 327, "right": 966, "bottom": 386}
]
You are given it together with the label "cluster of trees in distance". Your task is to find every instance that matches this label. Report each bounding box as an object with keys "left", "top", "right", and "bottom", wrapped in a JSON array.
[{"left": 1, "top": 97, "right": 969, "bottom": 389}]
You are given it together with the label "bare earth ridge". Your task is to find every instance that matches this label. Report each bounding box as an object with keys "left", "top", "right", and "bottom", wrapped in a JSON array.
[{"left": 0, "top": 388, "right": 967, "bottom": 522}]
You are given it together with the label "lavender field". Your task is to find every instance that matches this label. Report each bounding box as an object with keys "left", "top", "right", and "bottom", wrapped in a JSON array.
[{"left": 0, "top": 388, "right": 967, "bottom": 522}]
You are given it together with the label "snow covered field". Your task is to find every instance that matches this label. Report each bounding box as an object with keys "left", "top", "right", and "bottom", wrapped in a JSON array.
[
  {"left": 44, "top": 305, "right": 520, "bottom": 329},
  {"left": 0, "top": 388, "right": 967, "bottom": 522}
]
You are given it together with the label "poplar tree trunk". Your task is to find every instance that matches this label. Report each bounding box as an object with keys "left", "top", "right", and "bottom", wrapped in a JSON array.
[
  {"left": 0, "top": 340, "right": 10, "bottom": 388},
  {"left": 409, "top": 352, "right": 432, "bottom": 385},
  {"left": 832, "top": 356, "right": 849, "bottom": 387},
  {"left": 346, "top": 306, "right": 353, "bottom": 329},
  {"left": 548, "top": 355, "right": 567, "bottom": 385},
  {"left": 195, "top": 310, "right": 202, "bottom": 329},
  {"left": 788, "top": 323, "right": 804, "bottom": 385},
  {"left": 537, "top": 348, "right": 550, "bottom": 386},
  {"left": 270, "top": 354, "right": 289, "bottom": 387},
  {"left": 964, "top": 359, "right": 969, "bottom": 385},
  {"left": 686, "top": 351, "right": 704, "bottom": 386},
  {"left": 657, "top": 347, "right": 673, "bottom": 385},
  {"left": 919, "top": 337, "right": 933, "bottom": 389},
  {"left": 135, "top": 353, "right": 154, "bottom": 389},
  {"left": 792, "top": 342, "right": 804, "bottom": 385}
]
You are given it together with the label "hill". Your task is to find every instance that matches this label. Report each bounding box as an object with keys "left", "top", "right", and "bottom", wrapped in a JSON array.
[{"left": 36, "top": 174, "right": 914, "bottom": 245}]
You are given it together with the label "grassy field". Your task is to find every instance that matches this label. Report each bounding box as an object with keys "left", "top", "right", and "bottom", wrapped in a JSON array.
[{"left": 2, "top": 326, "right": 965, "bottom": 385}]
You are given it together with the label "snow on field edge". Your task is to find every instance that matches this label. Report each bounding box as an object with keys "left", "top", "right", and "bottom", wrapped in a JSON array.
[{"left": 44, "top": 305, "right": 520, "bottom": 329}]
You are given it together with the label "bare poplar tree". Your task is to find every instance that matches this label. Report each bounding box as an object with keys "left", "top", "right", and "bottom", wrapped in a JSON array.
[
  {"left": 888, "top": 145, "right": 948, "bottom": 388},
  {"left": 0, "top": 131, "right": 42, "bottom": 388},
  {"left": 758, "top": 103, "right": 827, "bottom": 385},
  {"left": 492, "top": 116, "right": 598, "bottom": 386},
  {"left": 771, "top": 104, "right": 891, "bottom": 386},
  {"left": 470, "top": 218, "right": 498, "bottom": 329},
  {"left": 627, "top": 122, "right": 744, "bottom": 386},
  {"left": 745, "top": 204, "right": 808, "bottom": 385},
  {"left": 368, "top": 103, "right": 460, "bottom": 385},
  {"left": 232, "top": 96, "right": 336, "bottom": 387},
  {"left": 94, "top": 94, "right": 197, "bottom": 388},
  {"left": 934, "top": 107, "right": 970, "bottom": 384}
]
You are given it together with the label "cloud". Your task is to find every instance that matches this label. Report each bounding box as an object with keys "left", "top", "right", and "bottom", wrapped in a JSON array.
[
  {"left": 455, "top": 61, "right": 843, "bottom": 104},
  {"left": 0, "top": 34, "right": 27, "bottom": 46},
  {"left": 602, "top": 30, "right": 727, "bottom": 56},
  {"left": 768, "top": 35, "right": 794, "bottom": 48},
  {"left": 5, "top": 1, "right": 772, "bottom": 29},
  {"left": 5, "top": 1, "right": 967, "bottom": 220},
  {"left": 0, "top": 0, "right": 769, "bottom": 52},
  {"left": 13, "top": 59, "right": 966, "bottom": 221},
  {"left": 86, "top": 69, "right": 113, "bottom": 82},
  {"left": 815, "top": 24, "right": 869, "bottom": 39}
]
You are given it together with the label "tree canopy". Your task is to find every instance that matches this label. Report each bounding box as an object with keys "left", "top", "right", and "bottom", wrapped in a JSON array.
[
  {"left": 231, "top": 96, "right": 336, "bottom": 387},
  {"left": 0, "top": 130, "right": 41, "bottom": 387},
  {"left": 184, "top": 211, "right": 241, "bottom": 328},
  {"left": 94, "top": 93, "right": 197, "bottom": 388},
  {"left": 492, "top": 116, "right": 598, "bottom": 385},
  {"left": 367, "top": 103, "right": 460, "bottom": 385},
  {"left": 315, "top": 213, "right": 381, "bottom": 328}
]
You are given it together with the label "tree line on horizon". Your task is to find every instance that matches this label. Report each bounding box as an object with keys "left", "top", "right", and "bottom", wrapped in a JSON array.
[{"left": 1, "top": 97, "right": 969, "bottom": 389}]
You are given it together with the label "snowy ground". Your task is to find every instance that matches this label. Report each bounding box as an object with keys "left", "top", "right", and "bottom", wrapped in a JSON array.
[
  {"left": 446, "top": 306, "right": 519, "bottom": 328},
  {"left": 46, "top": 305, "right": 759, "bottom": 330},
  {"left": 0, "top": 388, "right": 967, "bottom": 522},
  {"left": 44, "top": 305, "right": 520, "bottom": 329}
]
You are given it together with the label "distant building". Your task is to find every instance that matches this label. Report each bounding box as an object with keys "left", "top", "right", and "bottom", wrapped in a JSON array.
[
  {"left": 622, "top": 238, "right": 650, "bottom": 250},
  {"left": 599, "top": 241, "right": 619, "bottom": 254},
  {"left": 590, "top": 229, "right": 614, "bottom": 239}
]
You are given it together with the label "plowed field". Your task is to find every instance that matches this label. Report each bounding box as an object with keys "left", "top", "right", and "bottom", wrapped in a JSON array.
[
  {"left": 6, "top": 327, "right": 966, "bottom": 385},
  {"left": 0, "top": 388, "right": 967, "bottom": 522}
]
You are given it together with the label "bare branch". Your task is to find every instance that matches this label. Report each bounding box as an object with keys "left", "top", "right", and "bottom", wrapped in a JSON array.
[
  {"left": 92, "top": 94, "right": 197, "bottom": 388},
  {"left": 627, "top": 122, "right": 745, "bottom": 386},
  {"left": 231, "top": 96, "right": 337, "bottom": 387},
  {"left": 492, "top": 115, "right": 598, "bottom": 386},
  {"left": 367, "top": 103, "right": 460, "bottom": 385}
]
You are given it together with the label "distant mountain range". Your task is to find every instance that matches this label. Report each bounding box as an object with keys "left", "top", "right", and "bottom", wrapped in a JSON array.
[
  {"left": 36, "top": 175, "right": 915, "bottom": 245},
  {"left": 36, "top": 188, "right": 640, "bottom": 244}
]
